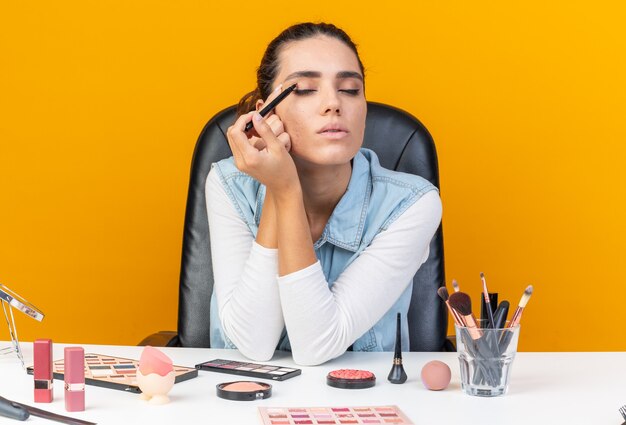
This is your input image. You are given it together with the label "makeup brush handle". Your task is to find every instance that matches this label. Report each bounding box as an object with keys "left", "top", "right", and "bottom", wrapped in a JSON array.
[
  {"left": 475, "top": 336, "right": 502, "bottom": 387},
  {"left": 4, "top": 398, "right": 96, "bottom": 425},
  {"left": 244, "top": 83, "right": 297, "bottom": 132},
  {"left": 485, "top": 302, "right": 495, "bottom": 328},
  {"left": 0, "top": 397, "right": 29, "bottom": 421},
  {"left": 493, "top": 301, "right": 510, "bottom": 329},
  {"left": 498, "top": 329, "right": 515, "bottom": 354},
  {"left": 460, "top": 329, "right": 497, "bottom": 386}
]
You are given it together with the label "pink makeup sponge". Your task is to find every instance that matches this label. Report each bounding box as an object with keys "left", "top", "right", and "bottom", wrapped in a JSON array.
[
  {"left": 139, "top": 346, "right": 174, "bottom": 377},
  {"left": 420, "top": 360, "right": 451, "bottom": 391}
]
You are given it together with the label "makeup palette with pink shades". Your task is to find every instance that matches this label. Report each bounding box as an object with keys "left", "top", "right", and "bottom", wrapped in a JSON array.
[
  {"left": 258, "top": 406, "right": 413, "bottom": 425},
  {"left": 27, "top": 353, "right": 198, "bottom": 393}
]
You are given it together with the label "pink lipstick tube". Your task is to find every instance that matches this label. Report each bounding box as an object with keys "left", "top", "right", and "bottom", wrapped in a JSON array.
[
  {"left": 64, "top": 347, "right": 85, "bottom": 412},
  {"left": 34, "top": 339, "right": 53, "bottom": 403}
]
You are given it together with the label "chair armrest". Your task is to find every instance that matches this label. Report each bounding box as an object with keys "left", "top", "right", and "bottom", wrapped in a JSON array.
[{"left": 138, "top": 331, "right": 181, "bottom": 347}]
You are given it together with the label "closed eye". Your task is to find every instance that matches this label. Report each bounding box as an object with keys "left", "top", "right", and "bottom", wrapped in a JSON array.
[
  {"left": 293, "top": 89, "right": 316, "bottom": 96},
  {"left": 340, "top": 89, "right": 361, "bottom": 96}
]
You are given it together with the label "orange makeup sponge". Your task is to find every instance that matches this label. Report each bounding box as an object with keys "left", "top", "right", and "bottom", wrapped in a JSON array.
[{"left": 420, "top": 360, "right": 451, "bottom": 391}]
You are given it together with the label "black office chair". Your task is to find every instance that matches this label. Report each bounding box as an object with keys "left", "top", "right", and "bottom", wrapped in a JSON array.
[{"left": 140, "top": 102, "right": 450, "bottom": 351}]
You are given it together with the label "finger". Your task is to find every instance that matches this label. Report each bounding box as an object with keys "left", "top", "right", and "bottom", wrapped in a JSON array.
[
  {"left": 251, "top": 138, "right": 267, "bottom": 150},
  {"left": 276, "top": 132, "right": 291, "bottom": 152},
  {"left": 234, "top": 110, "right": 257, "bottom": 131},
  {"left": 227, "top": 112, "right": 255, "bottom": 155},
  {"left": 251, "top": 112, "right": 281, "bottom": 150},
  {"left": 229, "top": 112, "right": 264, "bottom": 160},
  {"left": 246, "top": 115, "right": 281, "bottom": 144},
  {"left": 265, "top": 114, "right": 284, "bottom": 136},
  {"left": 226, "top": 124, "right": 243, "bottom": 157}
]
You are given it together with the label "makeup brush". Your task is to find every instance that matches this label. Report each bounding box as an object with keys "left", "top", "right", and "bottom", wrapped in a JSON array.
[
  {"left": 508, "top": 285, "right": 534, "bottom": 328},
  {"left": 448, "top": 292, "right": 482, "bottom": 340},
  {"left": 387, "top": 313, "right": 407, "bottom": 384},
  {"left": 480, "top": 272, "right": 496, "bottom": 328},
  {"left": 492, "top": 300, "right": 510, "bottom": 329},
  {"left": 437, "top": 287, "right": 464, "bottom": 326},
  {"left": 451, "top": 279, "right": 460, "bottom": 293},
  {"left": 498, "top": 286, "right": 534, "bottom": 354},
  {"left": 449, "top": 292, "right": 498, "bottom": 386},
  {"left": 244, "top": 83, "right": 297, "bottom": 132}
]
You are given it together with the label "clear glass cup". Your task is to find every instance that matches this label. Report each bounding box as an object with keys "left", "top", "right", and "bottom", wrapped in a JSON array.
[{"left": 454, "top": 321, "right": 520, "bottom": 397}]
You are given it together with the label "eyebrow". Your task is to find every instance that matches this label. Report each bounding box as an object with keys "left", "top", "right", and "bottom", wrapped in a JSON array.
[{"left": 283, "top": 70, "right": 364, "bottom": 82}]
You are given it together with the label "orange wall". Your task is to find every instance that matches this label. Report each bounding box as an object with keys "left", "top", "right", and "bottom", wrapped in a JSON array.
[{"left": 1, "top": 2, "right": 625, "bottom": 351}]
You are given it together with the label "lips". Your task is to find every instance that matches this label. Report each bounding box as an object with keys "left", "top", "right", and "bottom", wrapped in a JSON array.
[{"left": 318, "top": 123, "right": 349, "bottom": 138}]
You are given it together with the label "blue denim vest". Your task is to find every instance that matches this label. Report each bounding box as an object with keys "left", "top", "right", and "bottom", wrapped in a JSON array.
[{"left": 209, "top": 148, "right": 437, "bottom": 352}]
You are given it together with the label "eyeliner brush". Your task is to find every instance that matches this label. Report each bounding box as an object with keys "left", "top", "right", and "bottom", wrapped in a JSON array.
[
  {"left": 244, "top": 83, "right": 298, "bottom": 132},
  {"left": 480, "top": 272, "right": 496, "bottom": 328}
]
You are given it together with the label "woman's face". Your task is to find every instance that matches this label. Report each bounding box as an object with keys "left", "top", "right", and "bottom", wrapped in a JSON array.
[{"left": 271, "top": 36, "right": 367, "bottom": 168}]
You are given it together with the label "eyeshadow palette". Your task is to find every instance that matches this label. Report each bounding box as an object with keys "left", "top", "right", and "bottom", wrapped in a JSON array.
[
  {"left": 27, "top": 353, "right": 198, "bottom": 393},
  {"left": 196, "top": 359, "right": 301, "bottom": 381},
  {"left": 258, "top": 406, "right": 413, "bottom": 425}
]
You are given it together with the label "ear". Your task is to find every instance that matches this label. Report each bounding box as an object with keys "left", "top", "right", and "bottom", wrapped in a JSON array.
[{"left": 255, "top": 99, "right": 264, "bottom": 111}]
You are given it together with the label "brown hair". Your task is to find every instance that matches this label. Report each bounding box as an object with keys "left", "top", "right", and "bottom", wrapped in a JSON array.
[{"left": 236, "top": 22, "right": 365, "bottom": 116}]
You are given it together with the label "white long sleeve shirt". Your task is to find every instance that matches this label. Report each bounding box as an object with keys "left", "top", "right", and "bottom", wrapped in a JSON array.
[{"left": 206, "top": 167, "right": 442, "bottom": 365}]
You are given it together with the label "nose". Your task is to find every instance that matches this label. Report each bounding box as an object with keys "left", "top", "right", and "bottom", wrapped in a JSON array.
[{"left": 320, "top": 87, "right": 341, "bottom": 116}]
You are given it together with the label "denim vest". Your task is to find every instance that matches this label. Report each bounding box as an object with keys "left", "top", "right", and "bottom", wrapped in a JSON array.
[{"left": 209, "top": 148, "right": 437, "bottom": 352}]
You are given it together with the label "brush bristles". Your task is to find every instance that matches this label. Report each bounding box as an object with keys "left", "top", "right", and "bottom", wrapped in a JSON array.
[
  {"left": 437, "top": 287, "right": 449, "bottom": 301},
  {"left": 480, "top": 273, "right": 487, "bottom": 289},
  {"left": 448, "top": 292, "right": 472, "bottom": 316},
  {"left": 452, "top": 279, "right": 460, "bottom": 292},
  {"left": 518, "top": 285, "right": 534, "bottom": 308}
]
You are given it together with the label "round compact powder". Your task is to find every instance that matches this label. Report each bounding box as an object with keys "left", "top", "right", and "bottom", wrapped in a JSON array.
[
  {"left": 216, "top": 381, "right": 272, "bottom": 401},
  {"left": 326, "top": 369, "right": 376, "bottom": 389},
  {"left": 221, "top": 382, "right": 267, "bottom": 392}
]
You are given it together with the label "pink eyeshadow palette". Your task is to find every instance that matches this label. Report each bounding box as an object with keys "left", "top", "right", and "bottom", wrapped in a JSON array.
[
  {"left": 196, "top": 358, "right": 301, "bottom": 381},
  {"left": 27, "top": 353, "right": 198, "bottom": 393},
  {"left": 258, "top": 406, "right": 412, "bottom": 425}
]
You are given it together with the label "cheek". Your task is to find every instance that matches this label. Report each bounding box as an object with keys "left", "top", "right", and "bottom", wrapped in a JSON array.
[
  {"left": 351, "top": 105, "right": 367, "bottom": 139},
  {"left": 280, "top": 107, "right": 308, "bottom": 140}
]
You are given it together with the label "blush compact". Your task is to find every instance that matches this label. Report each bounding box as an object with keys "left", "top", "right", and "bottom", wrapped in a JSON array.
[
  {"left": 326, "top": 369, "right": 376, "bottom": 389},
  {"left": 216, "top": 381, "right": 272, "bottom": 401}
]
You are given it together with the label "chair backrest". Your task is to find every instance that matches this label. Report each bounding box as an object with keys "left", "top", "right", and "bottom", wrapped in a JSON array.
[{"left": 177, "top": 101, "right": 447, "bottom": 351}]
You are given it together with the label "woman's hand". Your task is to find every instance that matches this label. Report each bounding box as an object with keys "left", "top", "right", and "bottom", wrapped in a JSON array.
[
  {"left": 227, "top": 110, "right": 299, "bottom": 194},
  {"left": 248, "top": 113, "right": 291, "bottom": 152},
  {"left": 244, "top": 86, "right": 291, "bottom": 152}
]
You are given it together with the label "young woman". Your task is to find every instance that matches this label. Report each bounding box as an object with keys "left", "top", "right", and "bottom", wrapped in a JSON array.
[{"left": 206, "top": 22, "right": 442, "bottom": 365}]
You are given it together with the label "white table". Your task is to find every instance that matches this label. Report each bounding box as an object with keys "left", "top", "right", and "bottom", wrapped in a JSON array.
[{"left": 1, "top": 342, "right": 625, "bottom": 424}]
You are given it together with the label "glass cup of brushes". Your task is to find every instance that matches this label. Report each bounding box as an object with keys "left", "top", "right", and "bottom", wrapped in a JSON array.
[{"left": 455, "top": 320, "right": 520, "bottom": 397}]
